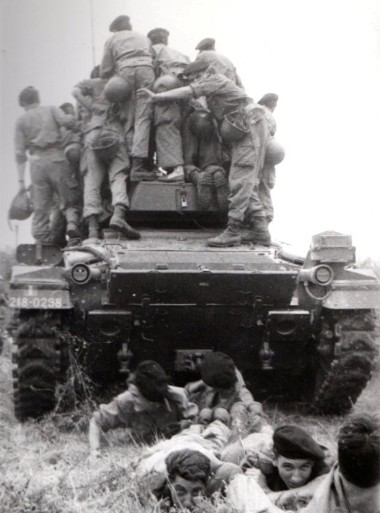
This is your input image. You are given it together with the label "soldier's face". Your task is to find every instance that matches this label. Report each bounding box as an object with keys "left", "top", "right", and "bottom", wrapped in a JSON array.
[
  {"left": 169, "top": 475, "right": 206, "bottom": 510},
  {"left": 275, "top": 456, "right": 314, "bottom": 489}
]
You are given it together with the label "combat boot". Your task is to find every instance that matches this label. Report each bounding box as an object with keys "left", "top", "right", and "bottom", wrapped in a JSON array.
[
  {"left": 130, "top": 158, "right": 157, "bottom": 182},
  {"left": 87, "top": 215, "right": 100, "bottom": 239},
  {"left": 109, "top": 204, "right": 141, "bottom": 240},
  {"left": 207, "top": 220, "right": 242, "bottom": 247},
  {"left": 241, "top": 216, "right": 271, "bottom": 246},
  {"left": 65, "top": 208, "right": 81, "bottom": 241},
  {"left": 157, "top": 165, "right": 185, "bottom": 182}
]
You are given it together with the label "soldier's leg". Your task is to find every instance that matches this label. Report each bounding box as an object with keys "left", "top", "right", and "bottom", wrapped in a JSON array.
[
  {"left": 154, "top": 103, "right": 184, "bottom": 169},
  {"left": 82, "top": 146, "right": 106, "bottom": 238},
  {"left": 132, "top": 66, "right": 155, "bottom": 159},
  {"left": 30, "top": 157, "right": 53, "bottom": 243},
  {"left": 258, "top": 164, "right": 276, "bottom": 222},
  {"left": 118, "top": 68, "right": 136, "bottom": 155}
]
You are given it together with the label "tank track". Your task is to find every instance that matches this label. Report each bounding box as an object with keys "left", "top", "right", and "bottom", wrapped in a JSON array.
[
  {"left": 312, "top": 311, "right": 379, "bottom": 414},
  {"left": 12, "top": 312, "right": 63, "bottom": 421}
]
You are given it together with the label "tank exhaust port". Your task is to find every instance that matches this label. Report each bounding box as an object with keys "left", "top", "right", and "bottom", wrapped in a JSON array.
[
  {"left": 67, "top": 263, "right": 102, "bottom": 285},
  {"left": 298, "top": 264, "right": 334, "bottom": 301}
]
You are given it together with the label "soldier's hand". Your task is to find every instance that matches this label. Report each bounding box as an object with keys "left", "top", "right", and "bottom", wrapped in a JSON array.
[{"left": 137, "top": 88, "right": 155, "bottom": 101}]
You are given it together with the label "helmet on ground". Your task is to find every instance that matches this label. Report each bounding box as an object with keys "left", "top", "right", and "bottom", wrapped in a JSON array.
[
  {"left": 152, "top": 74, "right": 181, "bottom": 93},
  {"left": 9, "top": 190, "right": 33, "bottom": 221},
  {"left": 188, "top": 110, "right": 213, "bottom": 138},
  {"left": 104, "top": 76, "right": 131, "bottom": 103},
  {"left": 220, "top": 111, "right": 249, "bottom": 144},
  {"left": 64, "top": 142, "right": 82, "bottom": 167},
  {"left": 265, "top": 138, "right": 285, "bottom": 165}
]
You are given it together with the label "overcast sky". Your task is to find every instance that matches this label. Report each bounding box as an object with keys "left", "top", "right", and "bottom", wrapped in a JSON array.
[{"left": 1, "top": 0, "right": 380, "bottom": 258}]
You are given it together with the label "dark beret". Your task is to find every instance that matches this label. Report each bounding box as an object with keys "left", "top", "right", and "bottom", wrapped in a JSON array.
[
  {"left": 147, "top": 27, "right": 169, "bottom": 40},
  {"left": 258, "top": 93, "right": 279, "bottom": 106},
  {"left": 200, "top": 352, "right": 237, "bottom": 390},
  {"left": 18, "top": 86, "right": 39, "bottom": 106},
  {"left": 273, "top": 425, "right": 325, "bottom": 460},
  {"left": 195, "top": 38, "right": 216, "bottom": 51},
  {"left": 166, "top": 449, "right": 211, "bottom": 483},
  {"left": 181, "top": 60, "right": 209, "bottom": 77},
  {"left": 134, "top": 360, "right": 169, "bottom": 402},
  {"left": 109, "top": 15, "right": 131, "bottom": 32}
]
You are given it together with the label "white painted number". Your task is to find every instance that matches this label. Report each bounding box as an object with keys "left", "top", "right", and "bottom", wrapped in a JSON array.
[{"left": 9, "top": 296, "right": 63, "bottom": 308}]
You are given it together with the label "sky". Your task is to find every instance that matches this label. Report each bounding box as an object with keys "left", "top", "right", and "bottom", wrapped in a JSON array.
[{"left": 1, "top": 0, "right": 380, "bottom": 258}]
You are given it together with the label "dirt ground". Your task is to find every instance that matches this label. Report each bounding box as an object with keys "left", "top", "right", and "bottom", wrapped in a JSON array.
[{"left": 0, "top": 335, "right": 379, "bottom": 513}]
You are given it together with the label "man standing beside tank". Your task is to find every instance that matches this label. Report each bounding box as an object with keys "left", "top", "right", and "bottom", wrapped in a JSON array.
[
  {"left": 100, "top": 15, "right": 156, "bottom": 182},
  {"left": 147, "top": 27, "right": 190, "bottom": 182},
  {"left": 14, "top": 86, "right": 82, "bottom": 244}
]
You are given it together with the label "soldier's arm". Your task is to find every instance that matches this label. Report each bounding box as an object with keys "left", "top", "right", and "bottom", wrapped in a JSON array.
[
  {"left": 51, "top": 106, "right": 76, "bottom": 130},
  {"left": 138, "top": 86, "right": 194, "bottom": 103},
  {"left": 100, "top": 38, "right": 114, "bottom": 79},
  {"left": 72, "top": 84, "right": 93, "bottom": 112},
  {"left": 14, "top": 119, "right": 27, "bottom": 190}
]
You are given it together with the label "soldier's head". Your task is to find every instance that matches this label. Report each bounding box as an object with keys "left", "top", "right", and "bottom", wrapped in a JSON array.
[
  {"left": 147, "top": 27, "right": 169, "bottom": 46},
  {"left": 60, "top": 102, "right": 75, "bottom": 116},
  {"left": 166, "top": 449, "right": 211, "bottom": 510},
  {"left": 109, "top": 15, "right": 132, "bottom": 32},
  {"left": 195, "top": 38, "right": 216, "bottom": 52},
  {"left": 272, "top": 425, "right": 326, "bottom": 489},
  {"left": 200, "top": 352, "right": 237, "bottom": 391},
  {"left": 132, "top": 360, "right": 169, "bottom": 404},
  {"left": 338, "top": 413, "right": 380, "bottom": 488},
  {"left": 18, "top": 86, "right": 40, "bottom": 107},
  {"left": 258, "top": 93, "right": 278, "bottom": 112},
  {"left": 180, "top": 60, "right": 210, "bottom": 83}
]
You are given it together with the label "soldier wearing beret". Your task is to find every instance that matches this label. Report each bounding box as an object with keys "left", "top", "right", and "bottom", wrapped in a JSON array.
[
  {"left": 88, "top": 360, "right": 198, "bottom": 459},
  {"left": 195, "top": 38, "right": 243, "bottom": 88},
  {"left": 138, "top": 62, "right": 270, "bottom": 247}
]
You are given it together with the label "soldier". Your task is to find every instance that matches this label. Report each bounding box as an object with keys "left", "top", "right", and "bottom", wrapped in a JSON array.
[
  {"left": 147, "top": 27, "right": 190, "bottom": 182},
  {"left": 195, "top": 37, "right": 243, "bottom": 87},
  {"left": 100, "top": 15, "right": 156, "bottom": 182},
  {"left": 301, "top": 414, "right": 380, "bottom": 513},
  {"left": 14, "top": 86, "right": 82, "bottom": 243},
  {"left": 88, "top": 361, "right": 198, "bottom": 459},
  {"left": 138, "top": 61, "right": 270, "bottom": 247},
  {"left": 72, "top": 67, "right": 140, "bottom": 240}
]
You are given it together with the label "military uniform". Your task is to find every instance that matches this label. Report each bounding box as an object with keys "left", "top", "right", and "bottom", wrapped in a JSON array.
[
  {"left": 74, "top": 78, "right": 130, "bottom": 220},
  {"left": 100, "top": 30, "right": 154, "bottom": 159},
  {"left": 196, "top": 50, "right": 243, "bottom": 87},
  {"left": 14, "top": 105, "right": 81, "bottom": 243},
  {"left": 190, "top": 73, "right": 269, "bottom": 225},
  {"left": 259, "top": 105, "right": 277, "bottom": 222},
  {"left": 93, "top": 384, "right": 197, "bottom": 444}
]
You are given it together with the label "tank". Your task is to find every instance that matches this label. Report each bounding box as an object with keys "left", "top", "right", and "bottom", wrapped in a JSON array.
[{"left": 8, "top": 182, "right": 380, "bottom": 420}]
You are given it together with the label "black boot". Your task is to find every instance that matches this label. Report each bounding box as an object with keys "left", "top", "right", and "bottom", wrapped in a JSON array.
[
  {"left": 241, "top": 216, "right": 271, "bottom": 246},
  {"left": 109, "top": 204, "right": 141, "bottom": 240},
  {"left": 207, "top": 220, "right": 242, "bottom": 247},
  {"left": 65, "top": 208, "right": 81, "bottom": 241},
  {"left": 130, "top": 158, "right": 157, "bottom": 182}
]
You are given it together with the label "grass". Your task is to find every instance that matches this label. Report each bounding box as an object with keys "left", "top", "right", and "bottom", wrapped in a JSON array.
[{"left": 0, "top": 334, "right": 379, "bottom": 513}]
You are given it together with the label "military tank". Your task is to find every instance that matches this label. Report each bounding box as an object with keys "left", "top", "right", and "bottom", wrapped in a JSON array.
[{"left": 8, "top": 181, "right": 380, "bottom": 420}]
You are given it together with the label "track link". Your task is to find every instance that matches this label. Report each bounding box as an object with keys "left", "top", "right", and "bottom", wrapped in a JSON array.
[
  {"left": 312, "top": 311, "right": 379, "bottom": 414},
  {"left": 13, "top": 312, "right": 62, "bottom": 421}
]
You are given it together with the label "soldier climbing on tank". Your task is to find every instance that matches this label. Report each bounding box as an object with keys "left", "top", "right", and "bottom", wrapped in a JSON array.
[
  {"left": 147, "top": 27, "right": 190, "bottom": 182},
  {"left": 14, "top": 86, "right": 82, "bottom": 244},
  {"left": 138, "top": 60, "right": 270, "bottom": 247},
  {"left": 100, "top": 15, "right": 157, "bottom": 182},
  {"left": 72, "top": 66, "right": 140, "bottom": 240},
  {"left": 195, "top": 38, "right": 244, "bottom": 88}
]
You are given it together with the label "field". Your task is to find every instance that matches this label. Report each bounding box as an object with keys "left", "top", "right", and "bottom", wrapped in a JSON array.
[{"left": 0, "top": 330, "right": 379, "bottom": 513}]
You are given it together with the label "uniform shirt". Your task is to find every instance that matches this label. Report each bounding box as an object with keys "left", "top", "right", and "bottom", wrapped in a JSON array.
[
  {"left": 196, "top": 50, "right": 243, "bottom": 87},
  {"left": 152, "top": 43, "right": 190, "bottom": 77},
  {"left": 185, "top": 369, "right": 259, "bottom": 413},
  {"left": 93, "top": 384, "right": 198, "bottom": 443},
  {"left": 14, "top": 104, "right": 71, "bottom": 164},
  {"left": 100, "top": 30, "right": 153, "bottom": 78},
  {"left": 74, "top": 78, "right": 110, "bottom": 134},
  {"left": 262, "top": 105, "right": 277, "bottom": 137},
  {"left": 190, "top": 73, "right": 250, "bottom": 122}
]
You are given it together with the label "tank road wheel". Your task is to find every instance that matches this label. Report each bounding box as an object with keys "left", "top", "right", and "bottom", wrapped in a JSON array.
[
  {"left": 12, "top": 312, "right": 64, "bottom": 421},
  {"left": 312, "top": 311, "right": 379, "bottom": 414}
]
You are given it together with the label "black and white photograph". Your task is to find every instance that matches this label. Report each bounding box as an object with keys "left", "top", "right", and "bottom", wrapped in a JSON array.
[{"left": 0, "top": 1, "right": 380, "bottom": 512}]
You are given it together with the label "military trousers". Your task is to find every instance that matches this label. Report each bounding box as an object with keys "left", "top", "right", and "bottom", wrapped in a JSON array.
[
  {"left": 118, "top": 66, "right": 155, "bottom": 159},
  {"left": 228, "top": 116, "right": 268, "bottom": 223},
  {"left": 258, "top": 163, "right": 276, "bottom": 222},
  {"left": 182, "top": 112, "right": 223, "bottom": 170},
  {"left": 154, "top": 102, "right": 184, "bottom": 168},
  {"left": 29, "top": 148, "right": 81, "bottom": 243},
  {"left": 82, "top": 129, "right": 130, "bottom": 219}
]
